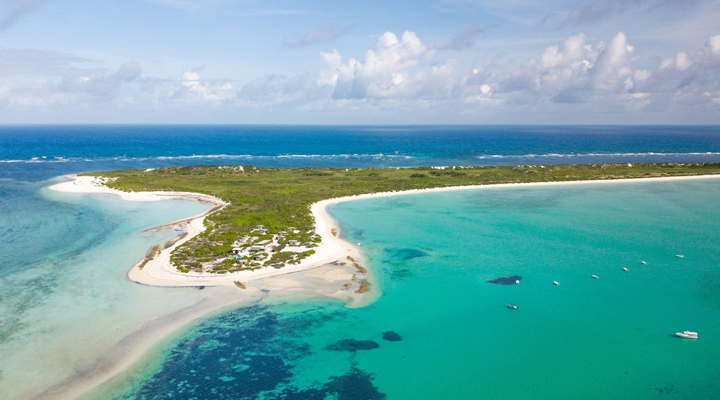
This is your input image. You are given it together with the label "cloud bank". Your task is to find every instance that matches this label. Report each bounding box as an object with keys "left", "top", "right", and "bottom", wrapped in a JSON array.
[{"left": 1, "top": 30, "right": 719, "bottom": 122}]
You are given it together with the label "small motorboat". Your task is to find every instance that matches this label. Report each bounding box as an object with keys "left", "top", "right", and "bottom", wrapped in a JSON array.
[
  {"left": 676, "top": 254, "right": 684, "bottom": 258},
  {"left": 591, "top": 275, "right": 599, "bottom": 279},
  {"left": 553, "top": 281, "right": 560, "bottom": 286},
  {"left": 516, "top": 280, "right": 520, "bottom": 284},
  {"left": 506, "top": 304, "right": 518, "bottom": 309},
  {"left": 641, "top": 261, "right": 647, "bottom": 265},
  {"left": 674, "top": 331, "right": 698, "bottom": 339},
  {"left": 623, "top": 268, "right": 629, "bottom": 272}
]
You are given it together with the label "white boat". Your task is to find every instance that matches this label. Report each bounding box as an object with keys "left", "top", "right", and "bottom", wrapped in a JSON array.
[
  {"left": 506, "top": 304, "right": 518, "bottom": 309},
  {"left": 553, "top": 281, "right": 560, "bottom": 286},
  {"left": 676, "top": 254, "right": 684, "bottom": 258},
  {"left": 591, "top": 275, "right": 599, "bottom": 279},
  {"left": 623, "top": 268, "right": 629, "bottom": 272},
  {"left": 641, "top": 261, "right": 647, "bottom": 265},
  {"left": 674, "top": 331, "right": 698, "bottom": 339}
]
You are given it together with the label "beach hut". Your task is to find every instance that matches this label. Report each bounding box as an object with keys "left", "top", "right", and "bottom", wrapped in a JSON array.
[
  {"left": 272, "top": 244, "right": 287, "bottom": 252},
  {"left": 249, "top": 246, "right": 263, "bottom": 253}
]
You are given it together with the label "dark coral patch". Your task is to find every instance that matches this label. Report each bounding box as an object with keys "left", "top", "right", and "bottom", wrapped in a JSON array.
[
  {"left": 382, "top": 331, "right": 402, "bottom": 342},
  {"left": 326, "top": 339, "right": 380, "bottom": 352},
  {"left": 325, "top": 367, "right": 386, "bottom": 400},
  {"left": 487, "top": 275, "right": 522, "bottom": 285}
]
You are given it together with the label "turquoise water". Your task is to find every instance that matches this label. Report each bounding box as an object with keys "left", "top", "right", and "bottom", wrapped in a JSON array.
[
  {"left": 0, "top": 184, "right": 222, "bottom": 399},
  {"left": 116, "top": 178, "right": 720, "bottom": 399},
  {"left": 4, "top": 126, "right": 720, "bottom": 399}
]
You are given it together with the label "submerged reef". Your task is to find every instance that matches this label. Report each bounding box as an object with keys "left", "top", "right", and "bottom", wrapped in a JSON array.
[
  {"left": 326, "top": 339, "right": 380, "bottom": 352},
  {"left": 382, "top": 331, "right": 402, "bottom": 342},
  {"left": 325, "top": 367, "right": 387, "bottom": 400},
  {"left": 487, "top": 275, "right": 522, "bottom": 285}
]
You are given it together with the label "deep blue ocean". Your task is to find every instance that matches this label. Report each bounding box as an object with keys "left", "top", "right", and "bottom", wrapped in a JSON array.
[
  {"left": 2, "top": 125, "right": 720, "bottom": 400},
  {"left": 3, "top": 125, "right": 720, "bottom": 182}
]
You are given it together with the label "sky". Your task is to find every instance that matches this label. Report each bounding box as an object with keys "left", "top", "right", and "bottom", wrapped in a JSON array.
[{"left": 0, "top": 0, "right": 719, "bottom": 124}]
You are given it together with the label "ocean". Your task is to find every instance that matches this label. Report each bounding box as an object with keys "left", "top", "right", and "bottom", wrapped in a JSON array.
[{"left": 1, "top": 125, "right": 720, "bottom": 399}]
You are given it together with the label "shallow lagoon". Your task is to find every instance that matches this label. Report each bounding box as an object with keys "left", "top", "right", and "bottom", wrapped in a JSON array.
[
  {"left": 113, "top": 178, "right": 720, "bottom": 399},
  {"left": 0, "top": 184, "right": 217, "bottom": 399}
]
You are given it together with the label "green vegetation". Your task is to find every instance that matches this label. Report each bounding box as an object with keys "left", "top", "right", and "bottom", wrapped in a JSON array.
[{"left": 84, "top": 162, "right": 720, "bottom": 273}]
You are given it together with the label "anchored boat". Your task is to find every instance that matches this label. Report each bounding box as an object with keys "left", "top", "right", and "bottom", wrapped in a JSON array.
[{"left": 674, "top": 331, "right": 699, "bottom": 339}]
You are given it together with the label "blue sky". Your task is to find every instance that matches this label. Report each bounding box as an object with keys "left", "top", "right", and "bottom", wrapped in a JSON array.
[{"left": 0, "top": 0, "right": 719, "bottom": 124}]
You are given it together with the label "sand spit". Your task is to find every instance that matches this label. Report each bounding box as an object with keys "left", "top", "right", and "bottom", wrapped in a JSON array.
[{"left": 33, "top": 259, "right": 370, "bottom": 400}]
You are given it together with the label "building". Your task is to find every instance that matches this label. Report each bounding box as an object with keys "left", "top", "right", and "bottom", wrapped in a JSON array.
[{"left": 272, "top": 244, "right": 287, "bottom": 252}]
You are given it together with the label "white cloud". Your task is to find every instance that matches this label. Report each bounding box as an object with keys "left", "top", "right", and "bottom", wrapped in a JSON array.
[
  {"left": 591, "top": 32, "right": 634, "bottom": 91},
  {"left": 326, "top": 31, "right": 430, "bottom": 99},
  {"left": 708, "top": 35, "right": 720, "bottom": 55},
  {"left": 661, "top": 52, "right": 693, "bottom": 70},
  {"left": 1, "top": 30, "right": 719, "bottom": 122}
]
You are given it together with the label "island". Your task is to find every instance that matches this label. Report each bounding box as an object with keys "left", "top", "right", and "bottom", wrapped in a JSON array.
[{"left": 50, "top": 162, "right": 720, "bottom": 291}]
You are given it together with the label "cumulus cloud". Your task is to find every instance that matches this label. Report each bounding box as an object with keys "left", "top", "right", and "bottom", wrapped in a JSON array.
[
  {"left": 165, "top": 70, "right": 236, "bottom": 102},
  {"left": 0, "top": 0, "right": 45, "bottom": 30},
  {"left": 661, "top": 52, "right": 692, "bottom": 71},
  {"left": 708, "top": 35, "right": 720, "bottom": 55},
  {"left": 284, "top": 25, "right": 349, "bottom": 48},
  {"left": 496, "top": 31, "right": 654, "bottom": 107},
  {"left": 321, "top": 31, "right": 431, "bottom": 99},
  {"left": 591, "top": 32, "right": 635, "bottom": 91}
]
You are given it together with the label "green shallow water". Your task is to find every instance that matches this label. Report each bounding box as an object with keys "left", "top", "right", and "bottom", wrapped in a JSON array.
[
  {"left": 325, "top": 179, "right": 720, "bottom": 399},
  {"left": 115, "top": 178, "right": 720, "bottom": 400}
]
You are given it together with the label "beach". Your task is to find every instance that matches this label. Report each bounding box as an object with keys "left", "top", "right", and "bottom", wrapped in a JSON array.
[{"left": 49, "top": 173, "right": 720, "bottom": 289}]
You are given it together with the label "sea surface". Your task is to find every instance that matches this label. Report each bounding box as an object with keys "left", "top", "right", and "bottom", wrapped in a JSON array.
[{"left": 1, "top": 125, "right": 720, "bottom": 399}]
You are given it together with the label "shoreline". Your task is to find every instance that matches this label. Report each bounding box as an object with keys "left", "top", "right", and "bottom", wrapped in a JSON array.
[{"left": 50, "top": 173, "right": 720, "bottom": 289}]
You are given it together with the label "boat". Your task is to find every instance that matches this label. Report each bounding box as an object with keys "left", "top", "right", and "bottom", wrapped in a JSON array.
[
  {"left": 641, "top": 261, "right": 647, "bottom": 265},
  {"left": 623, "top": 268, "right": 629, "bottom": 271},
  {"left": 674, "top": 331, "right": 698, "bottom": 339},
  {"left": 592, "top": 275, "right": 599, "bottom": 279},
  {"left": 676, "top": 254, "right": 684, "bottom": 258},
  {"left": 553, "top": 281, "right": 560, "bottom": 286},
  {"left": 506, "top": 304, "right": 518, "bottom": 309},
  {"left": 515, "top": 280, "right": 520, "bottom": 284}
]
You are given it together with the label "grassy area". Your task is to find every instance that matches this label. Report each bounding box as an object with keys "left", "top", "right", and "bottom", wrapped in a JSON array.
[{"left": 85, "top": 162, "right": 720, "bottom": 273}]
